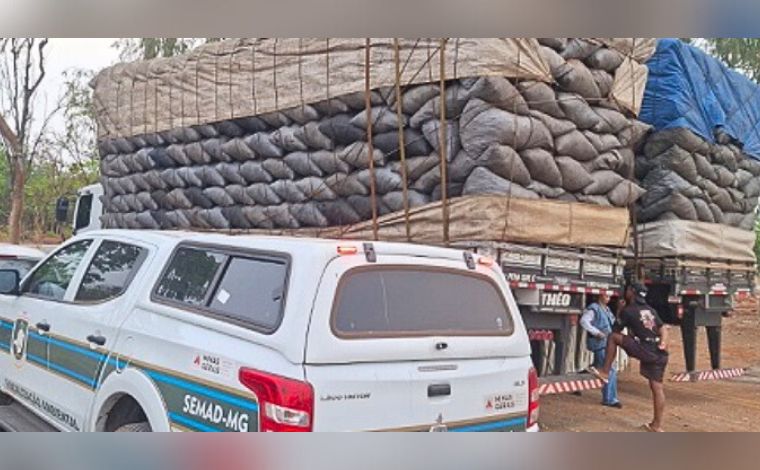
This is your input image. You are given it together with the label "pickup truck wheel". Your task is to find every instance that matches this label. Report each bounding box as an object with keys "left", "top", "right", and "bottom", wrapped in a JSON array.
[{"left": 115, "top": 421, "right": 152, "bottom": 432}]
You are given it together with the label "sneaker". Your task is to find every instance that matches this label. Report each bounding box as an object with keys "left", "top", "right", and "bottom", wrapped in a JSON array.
[{"left": 603, "top": 402, "right": 623, "bottom": 409}]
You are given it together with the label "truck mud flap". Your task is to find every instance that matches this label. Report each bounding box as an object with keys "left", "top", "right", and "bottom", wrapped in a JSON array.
[
  {"left": 538, "top": 374, "right": 604, "bottom": 395},
  {"left": 670, "top": 368, "right": 746, "bottom": 382}
]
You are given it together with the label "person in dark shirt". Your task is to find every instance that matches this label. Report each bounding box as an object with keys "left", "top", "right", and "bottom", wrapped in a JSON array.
[{"left": 589, "top": 283, "right": 670, "bottom": 432}]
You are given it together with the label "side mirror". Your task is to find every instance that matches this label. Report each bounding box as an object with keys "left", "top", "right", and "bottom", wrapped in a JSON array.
[
  {"left": 0, "top": 269, "right": 21, "bottom": 296},
  {"left": 55, "top": 197, "right": 70, "bottom": 224}
]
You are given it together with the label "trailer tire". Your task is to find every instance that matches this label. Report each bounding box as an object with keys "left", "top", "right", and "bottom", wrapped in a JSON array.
[{"left": 115, "top": 421, "right": 152, "bottom": 433}]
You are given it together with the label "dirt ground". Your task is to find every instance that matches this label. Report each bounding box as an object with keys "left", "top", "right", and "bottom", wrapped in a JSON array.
[{"left": 540, "top": 304, "right": 760, "bottom": 432}]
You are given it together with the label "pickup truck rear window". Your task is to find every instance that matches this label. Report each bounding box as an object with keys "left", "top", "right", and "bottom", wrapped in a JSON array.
[
  {"left": 153, "top": 245, "right": 289, "bottom": 332},
  {"left": 332, "top": 267, "right": 514, "bottom": 338}
]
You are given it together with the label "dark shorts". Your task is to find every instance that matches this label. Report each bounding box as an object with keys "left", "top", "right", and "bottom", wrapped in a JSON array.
[{"left": 620, "top": 335, "right": 669, "bottom": 382}]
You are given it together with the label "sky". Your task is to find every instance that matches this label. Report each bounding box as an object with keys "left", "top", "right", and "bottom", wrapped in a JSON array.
[{"left": 41, "top": 38, "right": 120, "bottom": 132}]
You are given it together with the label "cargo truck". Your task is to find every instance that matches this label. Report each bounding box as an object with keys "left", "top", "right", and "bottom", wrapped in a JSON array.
[{"left": 68, "top": 37, "right": 657, "bottom": 397}]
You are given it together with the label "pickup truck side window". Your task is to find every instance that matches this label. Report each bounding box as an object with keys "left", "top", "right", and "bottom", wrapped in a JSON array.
[
  {"left": 153, "top": 245, "right": 289, "bottom": 332},
  {"left": 154, "top": 247, "right": 227, "bottom": 306},
  {"left": 23, "top": 240, "right": 93, "bottom": 301},
  {"left": 75, "top": 240, "right": 149, "bottom": 302},
  {"left": 208, "top": 256, "right": 288, "bottom": 331}
]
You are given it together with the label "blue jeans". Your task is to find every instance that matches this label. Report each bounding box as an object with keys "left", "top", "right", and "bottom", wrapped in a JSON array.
[{"left": 593, "top": 348, "right": 619, "bottom": 405}]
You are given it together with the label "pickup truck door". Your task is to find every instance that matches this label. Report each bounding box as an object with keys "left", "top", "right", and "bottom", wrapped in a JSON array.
[
  {"left": 40, "top": 237, "right": 152, "bottom": 431},
  {"left": 0, "top": 239, "right": 96, "bottom": 431}
]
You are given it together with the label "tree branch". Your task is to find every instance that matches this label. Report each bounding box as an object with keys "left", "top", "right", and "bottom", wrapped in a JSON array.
[{"left": 0, "top": 113, "right": 20, "bottom": 152}]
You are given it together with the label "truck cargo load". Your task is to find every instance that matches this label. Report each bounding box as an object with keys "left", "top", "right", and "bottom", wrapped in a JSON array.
[
  {"left": 638, "top": 38, "right": 760, "bottom": 232},
  {"left": 633, "top": 38, "right": 759, "bottom": 378},
  {"left": 91, "top": 38, "right": 654, "bottom": 246}
]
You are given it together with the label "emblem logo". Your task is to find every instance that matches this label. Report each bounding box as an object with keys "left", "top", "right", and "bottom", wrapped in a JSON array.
[{"left": 12, "top": 319, "right": 28, "bottom": 361}]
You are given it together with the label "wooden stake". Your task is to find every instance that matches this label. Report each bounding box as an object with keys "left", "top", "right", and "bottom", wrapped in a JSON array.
[
  {"left": 365, "top": 38, "right": 379, "bottom": 241},
  {"left": 393, "top": 38, "right": 411, "bottom": 242},
  {"left": 438, "top": 38, "right": 449, "bottom": 245}
]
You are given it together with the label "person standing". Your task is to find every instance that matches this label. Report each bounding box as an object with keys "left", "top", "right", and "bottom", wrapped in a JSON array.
[
  {"left": 590, "top": 283, "right": 670, "bottom": 432},
  {"left": 580, "top": 291, "right": 621, "bottom": 408}
]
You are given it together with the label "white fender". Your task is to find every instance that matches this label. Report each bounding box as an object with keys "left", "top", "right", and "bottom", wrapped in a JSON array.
[{"left": 87, "top": 367, "right": 171, "bottom": 432}]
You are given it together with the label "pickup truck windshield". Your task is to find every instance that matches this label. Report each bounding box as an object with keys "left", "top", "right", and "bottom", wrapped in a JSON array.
[{"left": 332, "top": 267, "right": 514, "bottom": 338}]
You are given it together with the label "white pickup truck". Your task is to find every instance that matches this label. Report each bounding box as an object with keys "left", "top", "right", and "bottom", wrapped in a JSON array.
[{"left": 0, "top": 230, "right": 538, "bottom": 432}]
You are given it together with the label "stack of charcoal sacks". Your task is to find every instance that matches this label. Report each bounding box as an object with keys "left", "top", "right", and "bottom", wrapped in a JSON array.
[
  {"left": 636, "top": 128, "right": 760, "bottom": 230},
  {"left": 93, "top": 38, "right": 653, "bottom": 231},
  {"left": 637, "top": 39, "right": 760, "bottom": 233}
]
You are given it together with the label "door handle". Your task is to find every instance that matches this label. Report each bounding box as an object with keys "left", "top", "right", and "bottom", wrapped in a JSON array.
[
  {"left": 35, "top": 322, "right": 50, "bottom": 333},
  {"left": 428, "top": 383, "right": 452, "bottom": 398},
  {"left": 87, "top": 334, "right": 106, "bottom": 347}
]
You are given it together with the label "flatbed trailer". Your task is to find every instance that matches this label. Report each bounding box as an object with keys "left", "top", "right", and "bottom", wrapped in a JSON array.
[
  {"left": 632, "top": 256, "right": 755, "bottom": 381},
  {"left": 459, "top": 242, "right": 625, "bottom": 394}
]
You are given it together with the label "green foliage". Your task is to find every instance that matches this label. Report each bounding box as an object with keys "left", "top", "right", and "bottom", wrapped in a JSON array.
[
  {"left": 113, "top": 38, "right": 223, "bottom": 62},
  {"left": 702, "top": 38, "right": 760, "bottom": 83},
  {"left": 0, "top": 147, "right": 98, "bottom": 239}
]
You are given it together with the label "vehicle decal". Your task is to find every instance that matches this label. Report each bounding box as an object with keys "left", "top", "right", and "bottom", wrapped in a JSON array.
[
  {"left": 27, "top": 332, "right": 48, "bottom": 365},
  {"left": 0, "top": 315, "right": 259, "bottom": 432},
  {"left": 191, "top": 353, "right": 235, "bottom": 380},
  {"left": 168, "top": 412, "right": 222, "bottom": 432},
  {"left": 4, "top": 379, "right": 81, "bottom": 431},
  {"left": 449, "top": 417, "right": 527, "bottom": 432},
  {"left": 0, "top": 319, "right": 13, "bottom": 351},
  {"left": 374, "top": 411, "right": 528, "bottom": 432},
  {"left": 11, "top": 319, "right": 29, "bottom": 361},
  {"left": 0, "top": 315, "right": 527, "bottom": 433}
]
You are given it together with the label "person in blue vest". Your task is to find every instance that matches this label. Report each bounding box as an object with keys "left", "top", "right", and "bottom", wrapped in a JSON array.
[{"left": 580, "top": 291, "right": 622, "bottom": 408}]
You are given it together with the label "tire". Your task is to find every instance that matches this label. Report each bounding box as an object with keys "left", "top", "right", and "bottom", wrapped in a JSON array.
[{"left": 115, "top": 421, "right": 152, "bottom": 432}]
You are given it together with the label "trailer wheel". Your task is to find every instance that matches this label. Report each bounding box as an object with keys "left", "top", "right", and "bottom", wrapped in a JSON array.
[{"left": 115, "top": 421, "right": 152, "bottom": 432}]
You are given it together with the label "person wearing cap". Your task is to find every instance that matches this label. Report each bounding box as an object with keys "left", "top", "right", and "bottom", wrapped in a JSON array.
[
  {"left": 589, "top": 283, "right": 670, "bottom": 432},
  {"left": 580, "top": 291, "right": 621, "bottom": 409}
]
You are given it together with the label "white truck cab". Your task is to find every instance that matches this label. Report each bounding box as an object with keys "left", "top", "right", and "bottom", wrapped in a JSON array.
[
  {"left": 71, "top": 184, "right": 103, "bottom": 236},
  {"left": 0, "top": 230, "right": 538, "bottom": 432}
]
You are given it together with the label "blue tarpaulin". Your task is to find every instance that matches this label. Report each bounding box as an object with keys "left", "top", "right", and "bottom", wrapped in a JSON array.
[{"left": 640, "top": 38, "right": 760, "bottom": 160}]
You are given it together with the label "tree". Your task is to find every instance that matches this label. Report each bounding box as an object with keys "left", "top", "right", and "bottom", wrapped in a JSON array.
[
  {"left": 55, "top": 68, "right": 98, "bottom": 167},
  {"left": 702, "top": 38, "right": 760, "bottom": 83},
  {"left": 0, "top": 38, "right": 56, "bottom": 244},
  {"left": 113, "top": 38, "right": 223, "bottom": 62}
]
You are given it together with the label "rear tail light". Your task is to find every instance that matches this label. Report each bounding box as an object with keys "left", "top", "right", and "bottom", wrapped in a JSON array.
[
  {"left": 239, "top": 368, "right": 314, "bottom": 432},
  {"left": 527, "top": 367, "right": 540, "bottom": 429}
]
